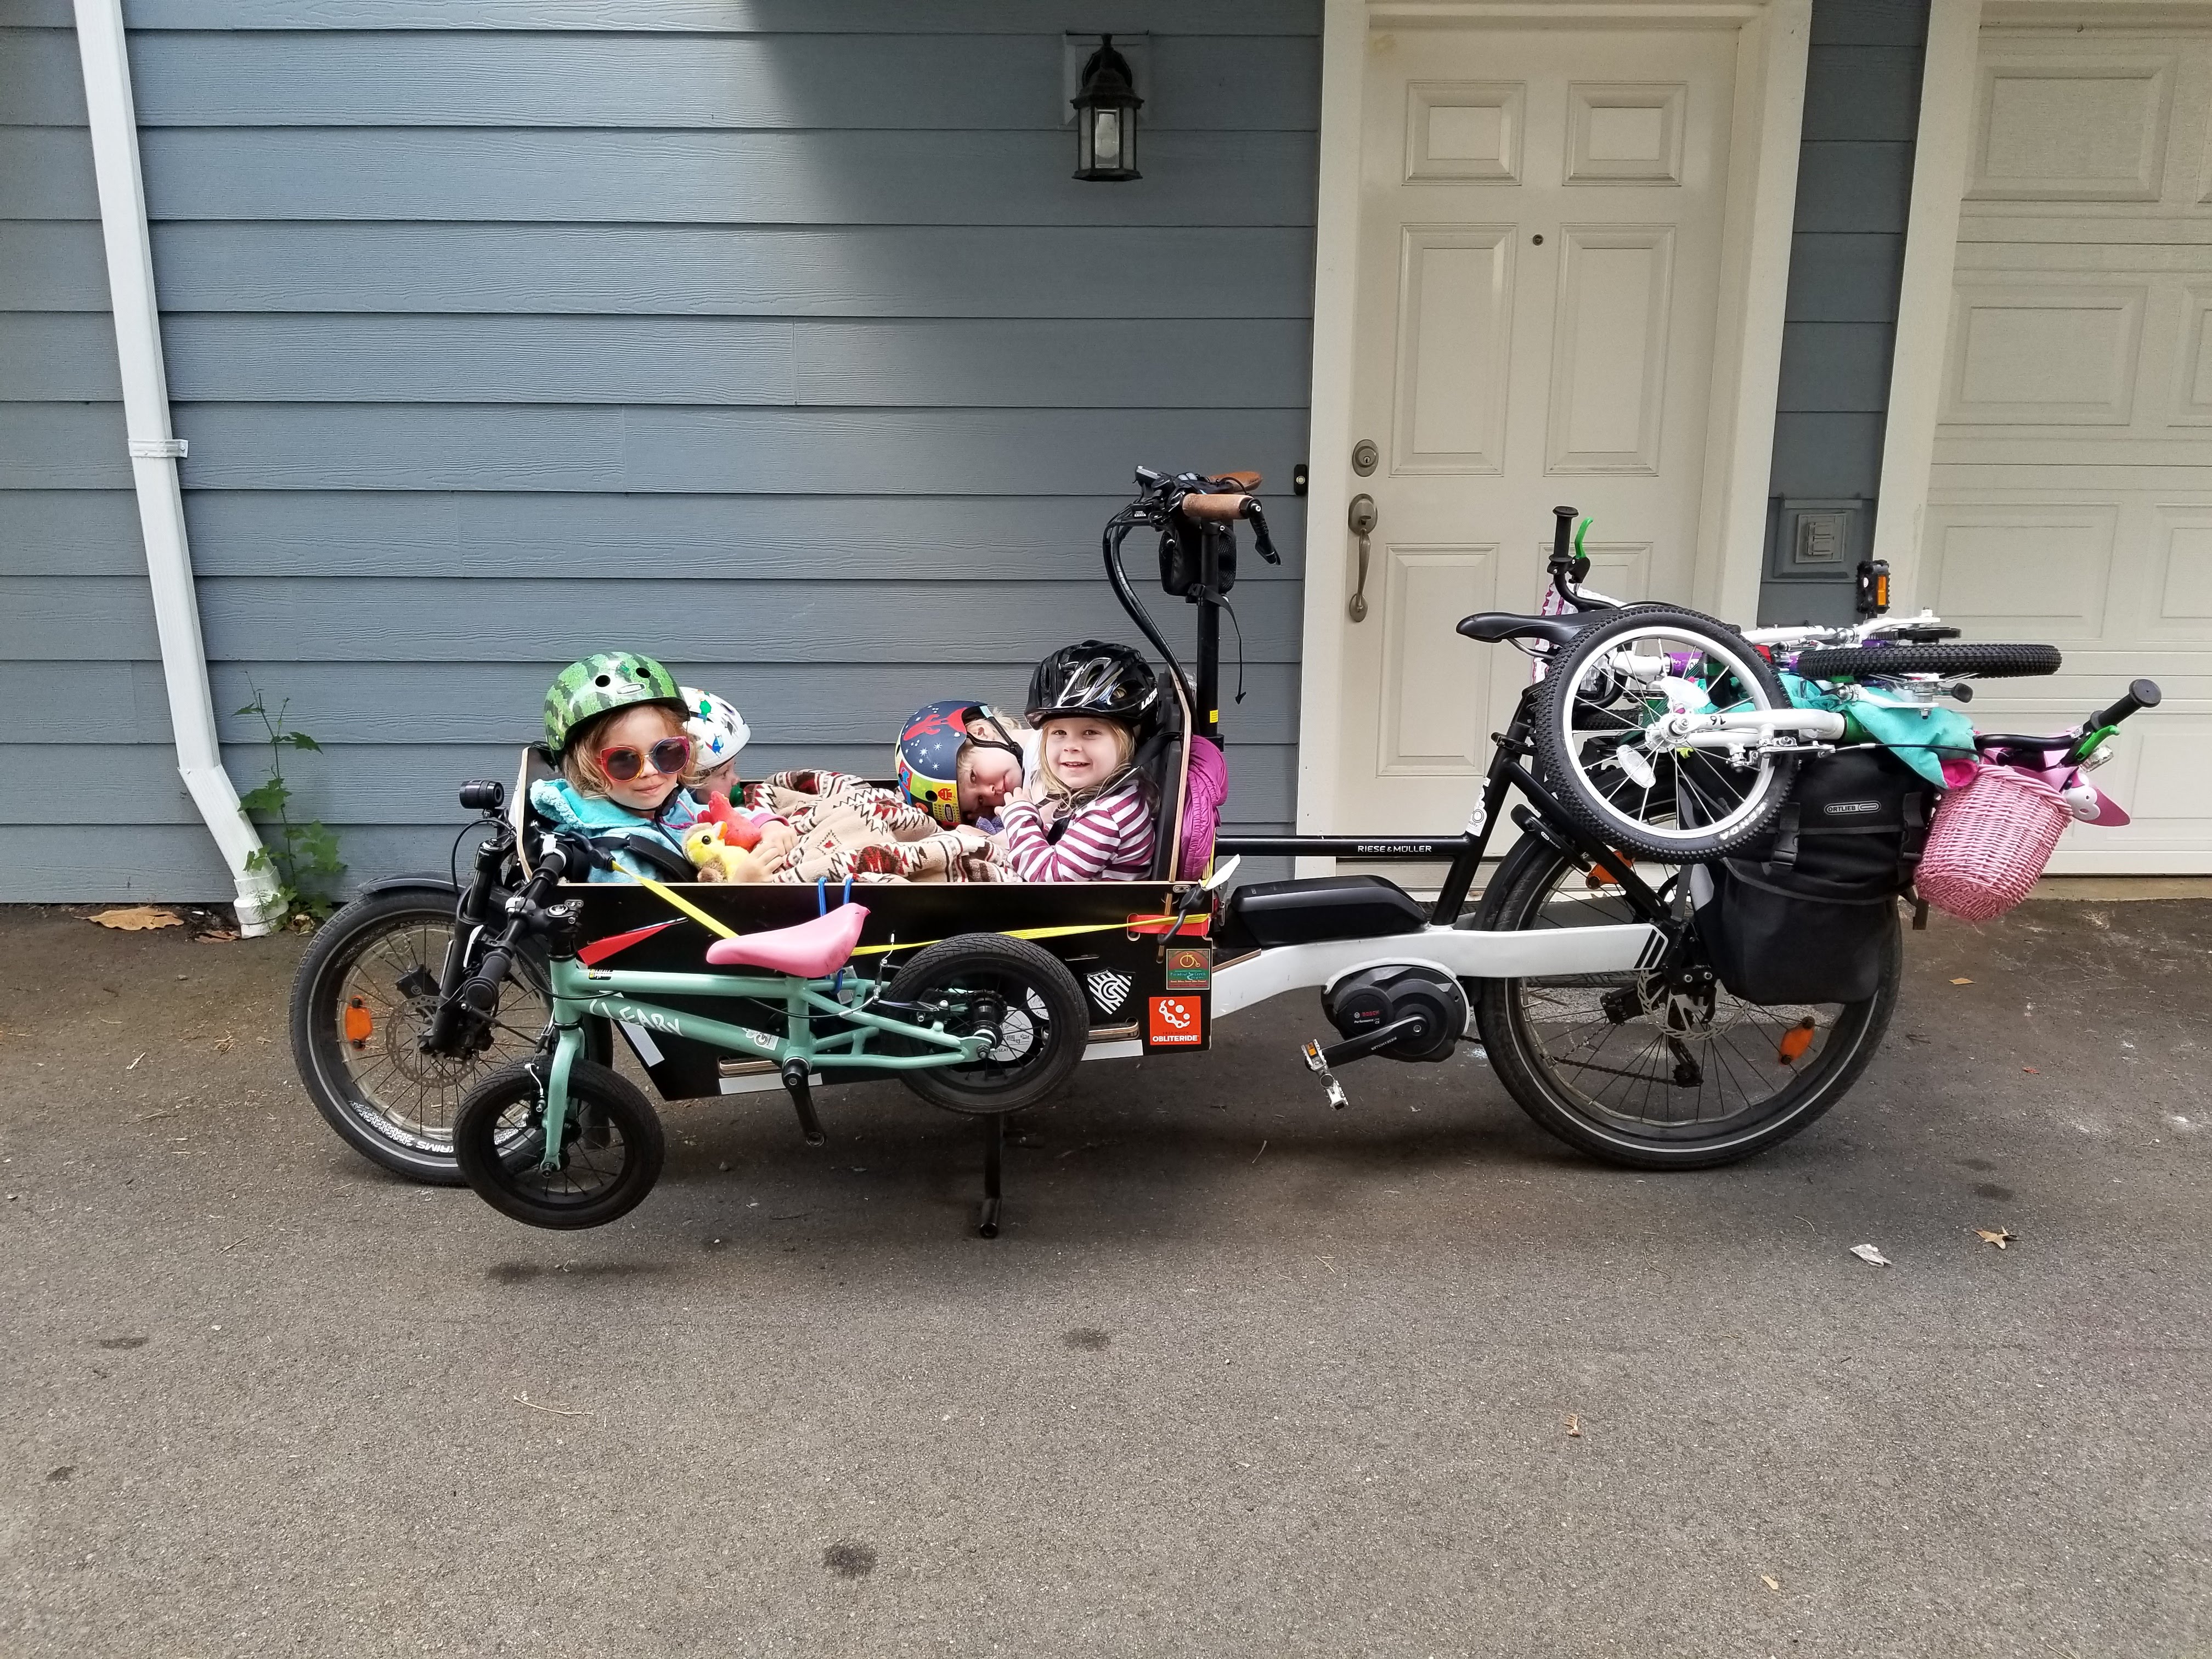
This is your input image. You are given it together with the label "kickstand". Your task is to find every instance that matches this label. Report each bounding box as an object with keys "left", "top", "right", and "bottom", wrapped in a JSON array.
[{"left": 977, "top": 1111, "right": 1005, "bottom": 1240}]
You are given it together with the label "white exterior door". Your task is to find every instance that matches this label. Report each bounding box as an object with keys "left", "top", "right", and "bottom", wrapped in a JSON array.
[
  {"left": 1929, "top": 24, "right": 2212, "bottom": 871},
  {"left": 1331, "top": 23, "right": 1739, "bottom": 835}
]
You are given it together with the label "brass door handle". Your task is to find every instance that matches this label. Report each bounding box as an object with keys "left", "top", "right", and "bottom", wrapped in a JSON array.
[{"left": 1347, "top": 493, "right": 1378, "bottom": 622}]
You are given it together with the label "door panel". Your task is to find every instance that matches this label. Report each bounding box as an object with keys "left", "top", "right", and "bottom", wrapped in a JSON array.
[
  {"left": 1335, "top": 24, "right": 1735, "bottom": 836},
  {"left": 1931, "top": 26, "right": 2212, "bottom": 870}
]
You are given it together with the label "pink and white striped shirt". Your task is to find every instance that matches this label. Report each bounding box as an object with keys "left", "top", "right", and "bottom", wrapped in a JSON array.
[{"left": 997, "top": 783, "right": 1155, "bottom": 882}]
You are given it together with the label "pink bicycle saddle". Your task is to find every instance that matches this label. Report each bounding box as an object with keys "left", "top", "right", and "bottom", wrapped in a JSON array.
[{"left": 704, "top": 904, "right": 870, "bottom": 978}]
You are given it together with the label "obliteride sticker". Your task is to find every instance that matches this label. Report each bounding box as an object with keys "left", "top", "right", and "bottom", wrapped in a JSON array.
[
  {"left": 1148, "top": 995, "right": 1203, "bottom": 1047},
  {"left": 1164, "top": 946, "right": 1212, "bottom": 989}
]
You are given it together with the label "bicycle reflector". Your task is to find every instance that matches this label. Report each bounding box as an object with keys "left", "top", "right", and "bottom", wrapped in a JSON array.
[
  {"left": 343, "top": 996, "right": 374, "bottom": 1047},
  {"left": 1855, "top": 558, "right": 1891, "bottom": 618},
  {"left": 1778, "top": 1016, "right": 1816, "bottom": 1066}
]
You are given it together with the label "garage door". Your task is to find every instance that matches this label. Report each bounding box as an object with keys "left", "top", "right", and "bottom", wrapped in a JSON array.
[{"left": 1929, "top": 24, "right": 2212, "bottom": 872}]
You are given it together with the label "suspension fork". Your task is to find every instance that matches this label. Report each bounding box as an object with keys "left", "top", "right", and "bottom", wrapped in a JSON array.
[{"left": 438, "top": 826, "right": 511, "bottom": 1004}]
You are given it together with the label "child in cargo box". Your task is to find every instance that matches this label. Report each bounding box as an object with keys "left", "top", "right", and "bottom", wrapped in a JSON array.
[
  {"left": 993, "top": 642, "right": 1160, "bottom": 882},
  {"left": 527, "top": 653, "right": 791, "bottom": 882}
]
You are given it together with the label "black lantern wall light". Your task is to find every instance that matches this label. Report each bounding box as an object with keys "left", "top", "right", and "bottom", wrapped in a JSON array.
[{"left": 1072, "top": 35, "right": 1142, "bottom": 182}]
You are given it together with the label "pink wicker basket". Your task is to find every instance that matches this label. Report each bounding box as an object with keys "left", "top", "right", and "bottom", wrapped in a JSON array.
[{"left": 1916, "top": 762, "right": 2070, "bottom": 922}]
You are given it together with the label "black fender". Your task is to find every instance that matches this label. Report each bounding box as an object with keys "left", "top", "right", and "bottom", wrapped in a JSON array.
[{"left": 356, "top": 872, "right": 462, "bottom": 900}]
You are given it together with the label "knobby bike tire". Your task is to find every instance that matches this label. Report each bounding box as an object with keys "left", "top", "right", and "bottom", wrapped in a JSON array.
[
  {"left": 883, "top": 933, "right": 1089, "bottom": 1115},
  {"left": 1532, "top": 604, "right": 1797, "bottom": 862},
  {"left": 453, "top": 1057, "right": 665, "bottom": 1230},
  {"left": 1792, "top": 642, "right": 2062, "bottom": 681},
  {"left": 1468, "top": 832, "right": 1901, "bottom": 1170}
]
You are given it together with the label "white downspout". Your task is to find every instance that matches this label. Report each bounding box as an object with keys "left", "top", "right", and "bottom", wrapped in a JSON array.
[{"left": 73, "top": 0, "right": 286, "bottom": 936}]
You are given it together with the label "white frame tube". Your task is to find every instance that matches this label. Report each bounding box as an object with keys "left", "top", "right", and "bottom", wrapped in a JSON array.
[{"left": 73, "top": 0, "right": 285, "bottom": 935}]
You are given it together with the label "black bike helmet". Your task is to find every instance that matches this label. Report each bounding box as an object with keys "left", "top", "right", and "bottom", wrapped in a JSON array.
[{"left": 1026, "top": 640, "right": 1160, "bottom": 730}]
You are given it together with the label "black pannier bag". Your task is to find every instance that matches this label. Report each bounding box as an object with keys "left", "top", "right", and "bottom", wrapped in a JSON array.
[{"left": 1694, "top": 747, "right": 1936, "bottom": 1005}]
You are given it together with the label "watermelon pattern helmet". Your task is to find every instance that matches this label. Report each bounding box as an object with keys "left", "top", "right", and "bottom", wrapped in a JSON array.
[
  {"left": 680, "top": 687, "right": 752, "bottom": 769},
  {"left": 896, "top": 701, "right": 1022, "bottom": 829},
  {"left": 543, "top": 651, "right": 684, "bottom": 754}
]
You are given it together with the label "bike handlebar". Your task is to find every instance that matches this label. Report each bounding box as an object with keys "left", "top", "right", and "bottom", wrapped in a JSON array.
[
  {"left": 2090, "top": 678, "right": 2162, "bottom": 733},
  {"left": 1178, "top": 493, "right": 1249, "bottom": 522},
  {"left": 445, "top": 839, "right": 575, "bottom": 1032}
]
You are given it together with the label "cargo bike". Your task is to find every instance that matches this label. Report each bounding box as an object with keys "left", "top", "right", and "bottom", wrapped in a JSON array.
[{"left": 289, "top": 466, "right": 2158, "bottom": 1234}]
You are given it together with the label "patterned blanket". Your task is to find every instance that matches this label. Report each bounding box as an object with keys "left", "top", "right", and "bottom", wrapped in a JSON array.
[{"left": 739, "top": 770, "right": 1013, "bottom": 884}]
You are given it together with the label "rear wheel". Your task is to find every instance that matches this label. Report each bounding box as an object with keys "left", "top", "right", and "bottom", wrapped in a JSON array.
[
  {"left": 1470, "top": 833, "right": 1898, "bottom": 1169},
  {"left": 881, "top": 934, "right": 1088, "bottom": 1115},
  {"left": 453, "top": 1057, "right": 664, "bottom": 1230}
]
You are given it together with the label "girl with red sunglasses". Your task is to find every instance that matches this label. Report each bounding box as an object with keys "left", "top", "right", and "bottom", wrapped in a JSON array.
[{"left": 527, "top": 652, "right": 792, "bottom": 882}]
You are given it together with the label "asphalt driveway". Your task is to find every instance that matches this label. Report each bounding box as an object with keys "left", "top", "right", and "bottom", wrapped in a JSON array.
[{"left": 3, "top": 899, "right": 2208, "bottom": 1657}]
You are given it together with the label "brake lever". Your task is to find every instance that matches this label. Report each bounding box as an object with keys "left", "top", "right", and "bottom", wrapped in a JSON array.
[{"left": 1241, "top": 498, "right": 1281, "bottom": 563}]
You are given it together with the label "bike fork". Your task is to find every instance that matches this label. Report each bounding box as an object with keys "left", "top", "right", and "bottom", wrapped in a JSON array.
[{"left": 535, "top": 1025, "right": 583, "bottom": 1172}]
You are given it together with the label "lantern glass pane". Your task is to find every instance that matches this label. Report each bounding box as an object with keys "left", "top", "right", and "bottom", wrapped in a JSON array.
[{"left": 1093, "top": 109, "right": 1122, "bottom": 170}]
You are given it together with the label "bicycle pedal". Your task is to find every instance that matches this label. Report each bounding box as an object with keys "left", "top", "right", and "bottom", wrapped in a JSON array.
[{"left": 1300, "top": 1039, "right": 1351, "bottom": 1110}]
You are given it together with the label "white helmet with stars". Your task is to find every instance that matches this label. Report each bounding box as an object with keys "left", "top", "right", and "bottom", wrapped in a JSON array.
[{"left": 680, "top": 687, "right": 752, "bottom": 768}]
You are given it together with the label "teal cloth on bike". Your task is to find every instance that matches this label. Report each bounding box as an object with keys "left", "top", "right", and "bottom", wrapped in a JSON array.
[
  {"left": 528, "top": 777, "right": 699, "bottom": 882},
  {"left": 1779, "top": 672, "right": 1975, "bottom": 788}
]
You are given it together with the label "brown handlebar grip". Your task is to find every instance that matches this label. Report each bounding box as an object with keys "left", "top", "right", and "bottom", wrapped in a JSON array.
[
  {"left": 1216, "top": 471, "right": 1262, "bottom": 490},
  {"left": 1179, "top": 493, "right": 1250, "bottom": 522}
]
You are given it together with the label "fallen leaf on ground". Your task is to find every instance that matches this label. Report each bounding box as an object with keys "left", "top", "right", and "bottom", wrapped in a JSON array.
[
  {"left": 1950, "top": 977, "right": 1974, "bottom": 985},
  {"left": 1974, "top": 1228, "right": 2016, "bottom": 1249},
  {"left": 91, "top": 906, "right": 182, "bottom": 932},
  {"left": 2022, "top": 1066, "right": 2039, "bottom": 1074},
  {"left": 195, "top": 930, "right": 238, "bottom": 944},
  {"left": 1849, "top": 1243, "right": 1892, "bottom": 1266},
  {"left": 1564, "top": 1414, "right": 1582, "bottom": 1438},
  {"left": 1760, "top": 1574, "right": 1781, "bottom": 1592}
]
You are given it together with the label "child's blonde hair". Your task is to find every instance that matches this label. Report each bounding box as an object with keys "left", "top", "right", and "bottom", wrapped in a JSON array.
[
  {"left": 1036, "top": 713, "right": 1136, "bottom": 804},
  {"left": 560, "top": 702, "right": 687, "bottom": 798}
]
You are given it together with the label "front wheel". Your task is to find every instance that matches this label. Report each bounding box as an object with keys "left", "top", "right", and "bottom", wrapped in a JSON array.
[
  {"left": 453, "top": 1058, "right": 665, "bottom": 1230},
  {"left": 881, "top": 934, "right": 1089, "bottom": 1115},
  {"left": 289, "top": 886, "right": 610, "bottom": 1184},
  {"left": 1470, "top": 832, "right": 1898, "bottom": 1169},
  {"left": 1534, "top": 605, "right": 1797, "bottom": 861}
]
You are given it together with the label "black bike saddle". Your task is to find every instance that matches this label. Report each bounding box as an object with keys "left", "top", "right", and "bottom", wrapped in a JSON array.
[{"left": 1455, "top": 611, "right": 1590, "bottom": 648}]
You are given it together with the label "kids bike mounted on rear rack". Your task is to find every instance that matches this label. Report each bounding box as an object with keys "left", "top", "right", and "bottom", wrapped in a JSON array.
[{"left": 288, "top": 469, "right": 2162, "bottom": 1237}]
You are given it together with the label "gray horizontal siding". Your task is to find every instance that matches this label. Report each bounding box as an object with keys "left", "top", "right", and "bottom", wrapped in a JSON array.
[
  {"left": 121, "top": 31, "right": 1319, "bottom": 130},
  {"left": 1808, "top": 0, "right": 1927, "bottom": 47},
  {"left": 110, "top": 2, "right": 1320, "bottom": 31},
  {"left": 77, "top": 130, "right": 1314, "bottom": 226},
  {"left": 1761, "top": 0, "right": 1923, "bottom": 627},
  {"left": 1, "top": 577, "right": 1308, "bottom": 664},
  {"left": 31, "top": 224, "right": 1318, "bottom": 318},
  {"left": 158, "top": 406, "right": 1307, "bottom": 494},
  {"left": 2, "top": 4, "right": 1318, "bottom": 902},
  {"left": 5, "top": 490, "right": 1311, "bottom": 580},
  {"left": 98, "top": 315, "right": 1312, "bottom": 409},
  {"left": 0, "top": 222, "right": 108, "bottom": 308},
  {"left": 1785, "top": 234, "right": 1904, "bottom": 324},
  {"left": 5, "top": 741, "right": 1300, "bottom": 828},
  {"left": 1790, "top": 142, "right": 1914, "bottom": 235},
  {"left": 1775, "top": 322, "right": 1894, "bottom": 414}
]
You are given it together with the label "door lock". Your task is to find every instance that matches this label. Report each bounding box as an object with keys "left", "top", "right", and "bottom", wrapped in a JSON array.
[{"left": 1347, "top": 493, "right": 1379, "bottom": 623}]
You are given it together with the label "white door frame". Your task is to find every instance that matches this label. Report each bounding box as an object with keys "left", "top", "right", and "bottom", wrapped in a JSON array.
[
  {"left": 1295, "top": 0, "right": 1814, "bottom": 840},
  {"left": 1872, "top": 0, "right": 2212, "bottom": 608}
]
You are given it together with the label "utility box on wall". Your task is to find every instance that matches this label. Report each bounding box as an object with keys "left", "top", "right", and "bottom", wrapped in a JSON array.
[{"left": 1760, "top": 497, "right": 1870, "bottom": 625}]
